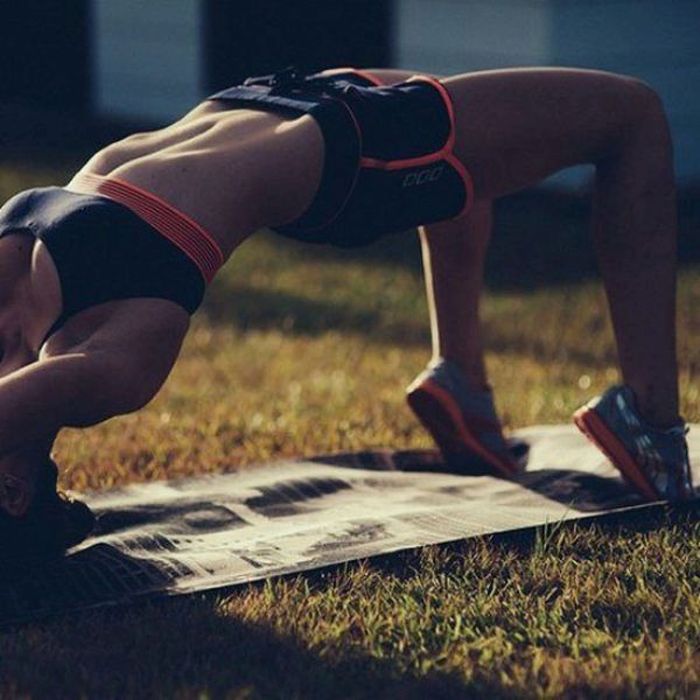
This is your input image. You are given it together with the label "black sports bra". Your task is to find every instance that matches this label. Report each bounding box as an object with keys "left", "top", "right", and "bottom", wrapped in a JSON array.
[{"left": 0, "top": 187, "right": 205, "bottom": 340}]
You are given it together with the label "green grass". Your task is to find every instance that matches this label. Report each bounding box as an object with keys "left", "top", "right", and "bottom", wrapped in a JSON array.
[{"left": 1, "top": 163, "right": 699, "bottom": 698}]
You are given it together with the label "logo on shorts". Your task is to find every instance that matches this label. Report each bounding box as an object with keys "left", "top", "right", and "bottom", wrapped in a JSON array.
[{"left": 402, "top": 165, "right": 444, "bottom": 188}]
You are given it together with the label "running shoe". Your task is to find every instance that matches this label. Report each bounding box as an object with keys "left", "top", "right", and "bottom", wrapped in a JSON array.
[
  {"left": 574, "top": 385, "right": 694, "bottom": 502},
  {"left": 406, "top": 359, "right": 526, "bottom": 477},
  {"left": 0, "top": 460, "right": 95, "bottom": 565}
]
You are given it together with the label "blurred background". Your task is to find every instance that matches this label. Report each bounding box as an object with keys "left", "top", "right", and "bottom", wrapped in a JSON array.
[
  {"left": 0, "top": 0, "right": 698, "bottom": 280},
  {"left": 1, "top": 0, "right": 699, "bottom": 189}
]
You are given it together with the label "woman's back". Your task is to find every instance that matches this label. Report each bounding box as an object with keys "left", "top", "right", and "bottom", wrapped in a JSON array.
[{"left": 72, "top": 102, "right": 326, "bottom": 257}]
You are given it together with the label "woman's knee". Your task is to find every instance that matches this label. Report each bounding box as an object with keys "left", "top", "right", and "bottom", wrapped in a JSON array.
[
  {"left": 591, "top": 75, "right": 672, "bottom": 167},
  {"left": 617, "top": 76, "right": 670, "bottom": 135}
]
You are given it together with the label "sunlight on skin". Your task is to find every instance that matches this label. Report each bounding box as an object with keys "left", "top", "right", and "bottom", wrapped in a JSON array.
[
  {"left": 50, "top": 245, "right": 700, "bottom": 493},
  {"left": 1, "top": 167, "right": 699, "bottom": 699}
]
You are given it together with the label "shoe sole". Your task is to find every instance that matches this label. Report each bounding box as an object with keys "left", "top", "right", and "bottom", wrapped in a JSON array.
[
  {"left": 573, "top": 405, "right": 660, "bottom": 501},
  {"left": 406, "top": 379, "right": 517, "bottom": 478}
]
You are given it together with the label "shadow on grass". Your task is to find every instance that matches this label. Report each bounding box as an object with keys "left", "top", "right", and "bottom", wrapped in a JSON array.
[
  {"left": 247, "top": 189, "right": 700, "bottom": 292},
  {"left": 202, "top": 283, "right": 430, "bottom": 346},
  {"left": 481, "top": 321, "right": 618, "bottom": 366},
  {"left": 195, "top": 188, "right": 700, "bottom": 359},
  {"left": 198, "top": 189, "right": 700, "bottom": 344},
  {"left": 201, "top": 278, "right": 618, "bottom": 365},
  {"left": 1, "top": 595, "right": 510, "bottom": 700},
  {"left": 4, "top": 504, "right": 698, "bottom": 698}
]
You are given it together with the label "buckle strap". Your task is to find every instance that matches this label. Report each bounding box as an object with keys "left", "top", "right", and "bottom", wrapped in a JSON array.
[
  {"left": 243, "top": 66, "right": 352, "bottom": 97},
  {"left": 244, "top": 66, "right": 306, "bottom": 91}
]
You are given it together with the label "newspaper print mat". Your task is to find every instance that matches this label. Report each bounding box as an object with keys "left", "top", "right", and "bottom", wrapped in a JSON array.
[{"left": 1, "top": 424, "right": 698, "bottom": 626}]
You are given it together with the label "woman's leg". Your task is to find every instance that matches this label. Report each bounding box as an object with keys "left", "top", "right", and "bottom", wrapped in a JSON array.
[
  {"left": 442, "top": 67, "right": 679, "bottom": 426},
  {"left": 419, "top": 202, "right": 492, "bottom": 388},
  {"left": 409, "top": 201, "right": 528, "bottom": 475}
]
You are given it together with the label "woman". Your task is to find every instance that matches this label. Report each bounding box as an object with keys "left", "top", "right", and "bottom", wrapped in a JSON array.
[{"left": 0, "top": 66, "right": 693, "bottom": 560}]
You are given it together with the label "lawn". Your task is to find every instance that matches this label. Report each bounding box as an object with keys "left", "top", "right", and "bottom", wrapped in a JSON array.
[{"left": 0, "top": 161, "right": 699, "bottom": 698}]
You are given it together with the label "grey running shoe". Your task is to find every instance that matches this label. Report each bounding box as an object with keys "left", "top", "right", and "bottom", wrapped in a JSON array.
[
  {"left": 574, "top": 385, "right": 694, "bottom": 502},
  {"left": 406, "top": 359, "right": 527, "bottom": 477}
]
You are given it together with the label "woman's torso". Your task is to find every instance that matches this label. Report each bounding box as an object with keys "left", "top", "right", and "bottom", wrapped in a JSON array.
[
  {"left": 27, "top": 100, "right": 323, "bottom": 359},
  {"left": 72, "top": 100, "right": 326, "bottom": 259}
]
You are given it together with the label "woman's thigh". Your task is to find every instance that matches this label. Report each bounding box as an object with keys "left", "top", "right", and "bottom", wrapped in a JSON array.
[{"left": 442, "top": 67, "right": 654, "bottom": 199}]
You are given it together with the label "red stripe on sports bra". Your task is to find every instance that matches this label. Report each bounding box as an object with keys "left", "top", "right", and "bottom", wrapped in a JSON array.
[{"left": 66, "top": 172, "right": 225, "bottom": 283}]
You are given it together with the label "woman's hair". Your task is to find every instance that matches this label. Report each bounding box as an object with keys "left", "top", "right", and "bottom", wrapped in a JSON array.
[{"left": 0, "top": 460, "right": 95, "bottom": 564}]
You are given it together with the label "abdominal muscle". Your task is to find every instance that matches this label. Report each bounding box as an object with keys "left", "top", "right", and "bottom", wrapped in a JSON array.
[
  {"left": 34, "top": 102, "right": 324, "bottom": 362},
  {"left": 71, "top": 101, "right": 326, "bottom": 259}
]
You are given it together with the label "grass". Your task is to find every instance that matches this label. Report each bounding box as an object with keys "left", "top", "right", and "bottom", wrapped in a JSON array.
[{"left": 0, "top": 161, "right": 699, "bottom": 698}]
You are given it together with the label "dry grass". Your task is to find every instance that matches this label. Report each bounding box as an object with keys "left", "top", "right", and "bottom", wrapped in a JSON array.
[{"left": 0, "top": 164, "right": 699, "bottom": 698}]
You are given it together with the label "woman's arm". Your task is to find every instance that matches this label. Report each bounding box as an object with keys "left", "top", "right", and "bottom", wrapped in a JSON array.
[
  {"left": 0, "top": 348, "right": 174, "bottom": 463},
  {"left": 0, "top": 349, "right": 165, "bottom": 514},
  {"left": 0, "top": 301, "right": 189, "bottom": 513},
  {"left": 0, "top": 302, "right": 190, "bottom": 461}
]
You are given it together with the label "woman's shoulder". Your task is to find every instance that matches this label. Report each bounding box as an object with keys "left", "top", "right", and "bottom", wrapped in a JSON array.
[
  {"left": 42, "top": 296, "right": 187, "bottom": 362},
  {"left": 41, "top": 298, "right": 190, "bottom": 414}
]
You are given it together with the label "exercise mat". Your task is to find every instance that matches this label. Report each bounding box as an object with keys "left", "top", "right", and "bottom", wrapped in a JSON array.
[{"left": 1, "top": 424, "right": 698, "bottom": 626}]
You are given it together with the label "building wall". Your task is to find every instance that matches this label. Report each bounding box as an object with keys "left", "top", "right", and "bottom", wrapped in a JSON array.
[
  {"left": 204, "top": 1, "right": 391, "bottom": 92},
  {"left": 90, "top": 0, "right": 391, "bottom": 124},
  {"left": 549, "top": 1, "right": 700, "bottom": 186},
  {"left": 92, "top": 0, "right": 204, "bottom": 123},
  {"left": 393, "top": 0, "right": 700, "bottom": 187},
  {"left": 0, "top": 1, "right": 89, "bottom": 111},
  {"left": 394, "top": 0, "right": 551, "bottom": 73}
]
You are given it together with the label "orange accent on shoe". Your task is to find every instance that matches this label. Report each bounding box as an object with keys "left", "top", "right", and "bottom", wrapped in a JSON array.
[
  {"left": 573, "top": 406, "right": 660, "bottom": 501},
  {"left": 407, "top": 378, "right": 517, "bottom": 478}
]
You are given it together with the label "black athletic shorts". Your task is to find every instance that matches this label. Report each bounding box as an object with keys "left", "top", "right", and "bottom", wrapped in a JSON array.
[{"left": 207, "top": 67, "right": 473, "bottom": 247}]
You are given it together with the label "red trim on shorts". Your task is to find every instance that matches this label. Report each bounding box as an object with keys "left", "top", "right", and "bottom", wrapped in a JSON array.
[
  {"left": 359, "top": 75, "right": 473, "bottom": 218},
  {"left": 421, "top": 76, "right": 474, "bottom": 218},
  {"left": 319, "top": 67, "right": 385, "bottom": 87},
  {"left": 66, "top": 172, "right": 224, "bottom": 283},
  {"left": 361, "top": 153, "right": 445, "bottom": 170},
  {"left": 316, "top": 69, "right": 474, "bottom": 220}
]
